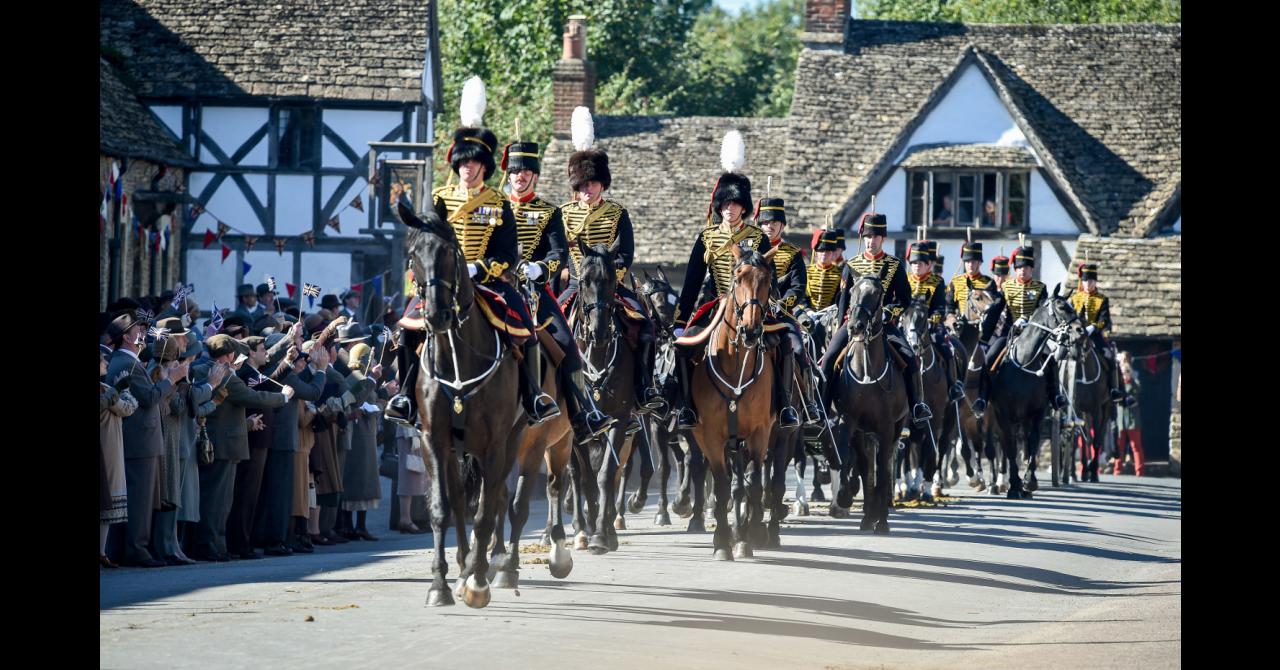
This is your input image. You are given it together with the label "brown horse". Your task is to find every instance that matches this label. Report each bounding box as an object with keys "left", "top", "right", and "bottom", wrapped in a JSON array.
[
  {"left": 686, "top": 243, "right": 776, "bottom": 560},
  {"left": 948, "top": 283, "right": 1001, "bottom": 493}
]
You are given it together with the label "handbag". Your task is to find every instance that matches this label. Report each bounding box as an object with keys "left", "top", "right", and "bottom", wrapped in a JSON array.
[
  {"left": 404, "top": 436, "right": 427, "bottom": 473},
  {"left": 196, "top": 417, "right": 215, "bottom": 465}
]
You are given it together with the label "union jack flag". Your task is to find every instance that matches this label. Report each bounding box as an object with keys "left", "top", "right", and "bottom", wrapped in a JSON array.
[
  {"left": 148, "top": 326, "right": 169, "bottom": 339},
  {"left": 210, "top": 303, "right": 224, "bottom": 331},
  {"left": 302, "top": 283, "right": 322, "bottom": 298},
  {"left": 264, "top": 274, "right": 277, "bottom": 293},
  {"left": 135, "top": 308, "right": 154, "bottom": 325},
  {"left": 246, "top": 373, "right": 268, "bottom": 388},
  {"left": 172, "top": 283, "right": 193, "bottom": 310}
]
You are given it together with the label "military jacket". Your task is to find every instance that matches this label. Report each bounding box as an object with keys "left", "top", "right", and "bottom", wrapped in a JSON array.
[
  {"left": 562, "top": 198, "right": 634, "bottom": 282},
  {"left": 1069, "top": 289, "right": 1112, "bottom": 334},
  {"left": 675, "top": 220, "right": 771, "bottom": 327},
  {"left": 805, "top": 262, "right": 843, "bottom": 311},
  {"left": 907, "top": 272, "right": 946, "bottom": 324},
  {"left": 432, "top": 183, "right": 518, "bottom": 281},
  {"left": 771, "top": 238, "right": 806, "bottom": 311},
  {"left": 1002, "top": 278, "right": 1048, "bottom": 321},
  {"left": 509, "top": 193, "right": 567, "bottom": 282},
  {"left": 837, "top": 250, "right": 912, "bottom": 322},
  {"left": 946, "top": 272, "right": 995, "bottom": 317}
]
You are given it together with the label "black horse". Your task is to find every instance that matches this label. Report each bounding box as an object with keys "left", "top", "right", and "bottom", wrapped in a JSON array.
[
  {"left": 987, "top": 286, "right": 1084, "bottom": 499},
  {"left": 632, "top": 267, "right": 688, "bottom": 526},
  {"left": 398, "top": 202, "right": 526, "bottom": 609}
]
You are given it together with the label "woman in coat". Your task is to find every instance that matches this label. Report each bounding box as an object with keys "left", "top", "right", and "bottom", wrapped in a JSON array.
[
  {"left": 101, "top": 350, "right": 138, "bottom": 568},
  {"left": 339, "top": 343, "right": 383, "bottom": 541}
]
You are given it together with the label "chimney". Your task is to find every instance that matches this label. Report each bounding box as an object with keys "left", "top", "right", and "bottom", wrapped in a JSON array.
[
  {"left": 553, "top": 15, "right": 596, "bottom": 138},
  {"left": 801, "top": 0, "right": 849, "bottom": 51}
]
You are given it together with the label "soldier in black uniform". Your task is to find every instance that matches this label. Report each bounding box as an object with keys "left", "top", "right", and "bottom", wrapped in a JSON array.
[
  {"left": 946, "top": 235, "right": 995, "bottom": 413},
  {"left": 981, "top": 243, "right": 1068, "bottom": 410},
  {"left": 559, "top": 107, "right": 666, "bottom": 417},
  {"left": 1069, "top": 262, "right": 1134, "bottom": 406},
  {"left": 671, "top": 132, "right": 773, "bottom": 429},
  {"left": 501, "top": 140, "right": 614, "bottom": 441},
  {"left": 905, "top": 242, "right": 965, "bottom": 403},
  {"left": 817, "top": 213, "right": 931, "bottom": 424},
  {"left": 758, "top": 196, "right": 823, "bottom": 426}
]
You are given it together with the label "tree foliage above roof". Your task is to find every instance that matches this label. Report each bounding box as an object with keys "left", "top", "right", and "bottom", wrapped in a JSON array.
[{"left": 857, "top": 0, "right": 1181, "bottom": 23}]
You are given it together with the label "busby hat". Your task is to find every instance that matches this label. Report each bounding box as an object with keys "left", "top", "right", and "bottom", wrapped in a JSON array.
[
  {"left": 812, "top": 227, "right": 846, "bottom": 252},
  {"left": 961, "top": 228, "right": 984, "bottom": 261},
  {"left": 1078, "top": 262, "right": 1099, "bottom": 282},
  {"left": 991, "top": 254, "right": 1010, "bottom": 276},
  {"left": 1011, "top": 234, "right": 1035, "bottom": 268},
  {"left": 236, "top": 283, "right": 255, "bottom": 298},
  {"left": 754, "top": 197, "right": 787, "bottom": 225},
  {"left": 907, "top": 243, "right": 931, "bottom": 264},
  {"left": 707, "top": 130, "right": 752, "bottom": 221},
  {"left": 501, "top": 141, "right": 541, "bottom": 174},
  {"left": 858, "top": 213, "right": 888, "bottom": 237},
  {"left": 567, "top": 107, "right": 611, "bottom": 191},
  {"left": 445, "top": 77, "right": 497, "bottom": 180}
]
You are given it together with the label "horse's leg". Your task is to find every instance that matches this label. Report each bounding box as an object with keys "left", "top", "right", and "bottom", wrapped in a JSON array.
[
  {"left": 460, "top": 446, "right": 507, "bottom": 610},
  {"left": 614, "top": 450, "right": 631, "bottom": 531},
  {"left": 856, "top": 431, "right": 876, "bottom": 532},
  {"left": 654, "top": 425, "right": 673, "bottom": 526},
  {"left": 447, "top": 454, "right": 471, "bottom": 580},
  {"left": 487, "top": 483, "right": 509, "bottom": 581},
  {"left": 545, "top": 435, "right": 574, "bottom": 579},
  {"left": 629, "top": 420, "right": 654, "bottom": 514},
  {"left": 672, "top": 435, "right": 694, "bottom": 517},
  {"left": 589, "top": 428, "right": 622, "bottom": 554},
  {"left": 875, "top": 427, "right": 895, "bottom": 534},
  {"left": 1024, "top": 413, "right": 1042, "bottom": 497},
  {"left": 1005, "top": 422, "right": 1025, "bottom": 499},
  {"left": 747, "top": 444, "right": 768, "bottom": 550},
  {"left": 766, "top": 434, "right": 789, "bottom": 548},
  {"left": 568, "top": 442, "right": 591, "bottom": 550},
  {"left": 793, "top": 436, "right": 811, "bottom": 516},
  {"left": 730, "top": 441, "right": 752, "bottom": 558},
  {"left": 709, "top": 449, "right": 733, "bottom": 561},
  {"left": 493, "top": 471, "right": 533, "bottom": 588},
  {"left": 424, "top": 433, "right": 455, "bottom": 607},
  {"left": 685, "top": 436, "right": 707, "bottom": 533}
]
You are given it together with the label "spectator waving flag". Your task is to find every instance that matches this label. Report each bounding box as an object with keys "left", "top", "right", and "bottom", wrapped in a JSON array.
[
  {"left": 246, "top": 373, "right": 268, "bottom": 389},
  {"left": 148, "top": 326, "right": 169, "bottom": 340},
  {"left": 302, "top": 282, "right": 322, "bottom": 309},
  {"left": 211, "top": 303, "right": 224, "bottom": 331},
  {"left": 264, "top": 274, "right": 277, "bottom": 293}
]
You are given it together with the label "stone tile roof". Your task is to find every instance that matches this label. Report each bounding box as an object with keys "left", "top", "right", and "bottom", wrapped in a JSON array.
[
  {"left": 100, "top": 58, "right": 195, "bottom": 166},
  {"left": 541, "top": 116, "right": 792, "bottom": 264},
  {"left": 1071, "top": 234, "right": 1180, "bottom": 339},
  {"left": 99, "top": 0, "right": 432, "bottom": 102},
  {"left": 899, "top": 143, "right": 1038, "bottom": 169},
  {"left": 786, "top": 20, "right": 1181, "bottom": 238}
]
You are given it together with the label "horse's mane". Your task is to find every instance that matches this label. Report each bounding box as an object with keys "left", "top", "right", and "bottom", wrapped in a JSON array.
[
  {"left": 735, "top": 248, "right": 768, "bottom": 270},
  {"left": 578, "top": 243, "right": 616, "bottom": 284}
]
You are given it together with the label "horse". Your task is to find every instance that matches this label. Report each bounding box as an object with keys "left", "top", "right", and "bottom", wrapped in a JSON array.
[
  {"left": 789, "top": 304, "right": 842, "bottom": 516},
  {"left": 398, "top": 201, "right": 526, "bottom": 609},
  {"left": 831, "top": 273, "right": 909, "bottom": 533},
  {"left": 633, "top": 267, "right": 689, "bottom": 526},
  {"left": 684, "top": 243, "right": 777, "bottom": 560},
  {"left": 566, "top": 238, "right": 642, "bottom": 554},
  {"left": 1059, "top": 293, "right": 1111, "bottom": 485},
  {"left": 986, "top": 286, "right": 1084, "bottom": 499},
  {"left": 948, "top": 282, "right": 1001, "bottom": 493},
  {"left": 897, "top": 297, "right": 948, "bottom": 503}
]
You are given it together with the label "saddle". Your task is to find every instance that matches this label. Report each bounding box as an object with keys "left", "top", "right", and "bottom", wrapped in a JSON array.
[
  {"left": 674, "top": 297, "right": 791, "bottom": 351},
  {"left": 396, "top": 289, "right": 533, "bottom": 347}
]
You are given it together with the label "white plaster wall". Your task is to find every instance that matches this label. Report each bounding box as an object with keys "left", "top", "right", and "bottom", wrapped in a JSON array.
[
  {"left": 322, "top": 109, "right": 404, "bottom": 168},
  {"left": 300, "top": 253, "right": 353, "bottom": 307},
  {"left": 243, "top": 251, "right": 296, "bottom": 295},
  {"left": 895, "top": 64, "right": 1032, "bottom": 159},
  {"left": 201, "top": 107, "right": 269, "bottom": 165},
  {"left": 149, "top": 105, "right": 183, "bottom": 140},
  {"left": 854, "top": 168, "right": 907, "bottom": 232},
  {"left": 185, "top": 248, "right": 237, "bottom": 315},
  {"left": 1029, "top": 171, "right": 1079, "bottom": 234},
  {"left": 188, "top": 172, "right": 268, "bottom": 234},
  {"left": 320, "top": 177, "right": 372, "bottom": 238},
  {"left": 275, "top": 175, "right": 315, "bottom": 236}
]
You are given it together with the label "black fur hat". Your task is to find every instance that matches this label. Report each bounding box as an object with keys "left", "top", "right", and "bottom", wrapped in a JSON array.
[
  {"left": 711, "top": 173, "right": 753, "bottom": 220},
  {"left": 501, "top": 141, "right": 541, "bottom": 175},
  {"left": 447, "top": 127, "right": 498, "bottom": 180},
  {"left": 568, "top": 149, "right": 610, "bottom": 191}
]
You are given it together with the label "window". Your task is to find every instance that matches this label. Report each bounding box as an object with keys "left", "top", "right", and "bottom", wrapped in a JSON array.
[
  {"left": 907, "top": 169, "right": 1030, "bottom": 231},
  {"left": 277, "top": 107, "right": 320, "bottom": 170}
]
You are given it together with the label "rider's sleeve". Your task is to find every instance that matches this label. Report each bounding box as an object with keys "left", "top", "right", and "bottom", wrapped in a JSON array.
[
  {"left": 927, "top": 279, "right": 947, "bottom": 321},
  {"left": 836, "top": 264, "right": 854, "bottom": 322},
  {"left": 944, "top": 277, "right": 959, "bottom": 315},
  {"left": 674, "top": 233, "right": 709, "bottom": 328},
  {"left": 477, "top": 202, "right": 519, "bottom": 282},
  {"left": 1097, "top": 296, "right": 1113, "bottom": 335},
  {"left": 884, "top": 263, "right": 912, "bottom": 313},
  {"left": 614, "top": 209, "right": 636, "bottom": 272},
  {"left": 780, "top": 252, "right": 807, "bottom": 312},
  {"left": 980, "top": 294, "right": 1006, "bottom": 341},
  {"left": 535, "top": 207, "right": 567, "bottom": 282}
]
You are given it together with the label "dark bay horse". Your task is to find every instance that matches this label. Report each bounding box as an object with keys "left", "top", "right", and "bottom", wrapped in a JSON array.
[
  {"left": 987, "top": 286, "right": 1084, "bottom": 499},
  {"left": 832, "top": 273, "right": 908, "bottom": 533},
  {"left": 686, "top": 243, "right": 777, "bottom": 560},
  {"left": 399, "top": 202, "right": 525, "bottom": 609},
  {"left": 633, "top": 267, "right": 687, "bottom": 526},
  {"left": 948, "top": 283, "right": 1001, "bottom": 493},
  {"left": 1059, "top": 293, "right": 1111, "bottom": 484},
  {"left": 898, "top": 297, "right": 948, "bottom": 502}
]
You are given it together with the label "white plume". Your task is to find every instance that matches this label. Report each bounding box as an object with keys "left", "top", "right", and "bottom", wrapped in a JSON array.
[
  {"left": 571, "top": 106, "right": 594, "bottom": 151},
  {"left": 460, "top": 76, "right": 487, "bottom": 127},
  {"left": 720, "top": 130, "right": 746, "bottom": 173}
]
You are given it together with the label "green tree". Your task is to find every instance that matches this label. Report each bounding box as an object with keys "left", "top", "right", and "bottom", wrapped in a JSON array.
[{"left": 857, "top": 0, "right": 1181, "bottom": 23}]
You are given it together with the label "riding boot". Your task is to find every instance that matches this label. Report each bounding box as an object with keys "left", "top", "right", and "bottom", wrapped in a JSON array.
[
  {"left": 938, "top": 332, "right": 964, "bottom": 403},
  {"left": 799, "top": 359, "right": 824, "bottom": 427},
  {"left": 1045, "top": 357, "right": 1068, "bottom": 410},
  {"left": 1106, "top": 346, "right": 1128, "bottom": 405},
  {"left": 633, "top": 339, "right": 668, "bottom": 416},
  {"left": 819, "top": 325, "right": 849, "bottom": 412},
  {"left": 675, "top": 353, "right": 698, "bottom": 429},
  {"left": 776, "top": 349, "right": 800, "bottom": 428},
  {"left": 385, "top": 334, "right": 420, "bottom": 427},
  {"left": 521, "top": 341, "right": 560, "bottom": 424},
  {"left": 898, "top": 343, "right": 931, "bottom": 424},
  {"left": 564, "top": 367, "right": 616, "bottom": 443}
]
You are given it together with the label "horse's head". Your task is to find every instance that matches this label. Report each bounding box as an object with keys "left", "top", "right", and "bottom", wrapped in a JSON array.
[
  {"left": 726, "top": 242, "right": 771, "bottom": 348},
  {"left": 965, "top": 279, "right": 999, "bottom": 324},
  {"left": 638, "top": 265, "right": 678, "bottom": 331},
  {"left": 576, "top": 236, "right": 620, "bottom": 347},
  {"left": 398, "top": 196, "right": 469, "bottom": 333},
  {"left": 901, "top": 295, "right": 930, "bottom": 354},
  {"left": 845, "top": 272, "right": 884, "bottom": 338},
  {"left": 1049, "top": 284, "right": 1085, "bottom": 359}
]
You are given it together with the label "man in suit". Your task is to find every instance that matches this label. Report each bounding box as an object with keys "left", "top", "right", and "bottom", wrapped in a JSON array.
[
  {"left": 105, "top": 312, "right": 191, "bottom": 567},
  {"left": 339, "top": 290, "right": 361, "bottom": 321},
  {"left": 191, "top": 335, "right": 291, "bottom": 561},
  {"left": 254, "top": 325, "right": 323, "bottom": 555},
  {"left": 232, "top": 284, "right": 265, "bottom": 323},
  {"left": 225, "top": 335, "right": 279, "bottom": 560}
]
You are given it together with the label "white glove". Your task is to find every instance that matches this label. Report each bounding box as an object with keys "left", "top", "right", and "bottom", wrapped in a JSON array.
[
  {"left": 467, "top": 263, "right": 479, "bottom": 278},
  {"left": 1014, "top": 318, "right": 1028, "bottom": 328},
  {"left": 674, "top": 327, "right": 686, "bottom": 337},
  {"left": 1086, "top": 325, "right": 1096, "bottom": 335},
  {"left": 522, "top": 261, "right": 543, "bottom": 281}
]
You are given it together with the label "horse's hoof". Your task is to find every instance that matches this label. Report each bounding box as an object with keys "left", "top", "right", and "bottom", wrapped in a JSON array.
[
  {"left": 713, "top": 548, "right": 734, "bottom": 561},
  {"left": 606, "top": 533, "right": 620, "bottom": 552},
  {"left": 461, "top": 575, "right": 491, "bottom": 609},
  {"left": 873, "top": 521, "right": 890, "bottom": 535},
  {"left": 454, "top": 577, "right": 467, "bottom": 599},
  {"left": 614, "top": 516, "right": 627, "bottom": 531},
  {"left": 811, "top": 488, "right": 827, "bottom": 502},
  {"left": 485, "top": 557, "right": 505, "bottom": 583},
  {"left": 989, "top": 485, "right": 1001, "bottom": 496},
  {"left": 906, "top": 488, "right": 920, "bottom": 502},
  {"left": 686, "top": 517, "right": 706, "bottom": 533},
  {"left": 1026, "top": 479, "right": 1039, "bottom": 492},
  {"left": 426, "top": 587, "right": 455, "bottom": 607},
  {"left": 921, "top": 491, "right": 934, "bottom": 503},
  {"left": 975, "top": 481, "right": 987, "bottom": 492},
  {"left": 946, "top": 473, "right": 960, "bottom": 487},
  {"left": 672, "top": 498, "right": 693, "bottom": 518},
  {"left": 859, "top": 518, "right": 875, "bottom": 531},
  {"left": 829, "top": 505, "right": 849, "bottom": 519},
  {"left": 588, "top": 534, "right": 611, "bottom": 555},
  {"left": 627, "top": 494, "right": 646, "bottom": 515},
  {"left": 1020, "top": 489, "right": 1034, "bottom": 499},
  {"left": 654, "top": 510, "right": 672, "bottom": 526},
  {"left": 1007, "top": 489, "right": 1022, "bottom": 500},
  {"left": 548, "top": 542, "right": 573, "bottom": 579},
  {"left": 574, "top": 531, "right": 589, "bottom": 551},
  {"left": 931, "top": 484, "right": 944, "bottom": 498},
  {"left": 794, "top": 501, "right": 810, "bottom": 517},
  {"left": 733, "top": 541, "right": 753, "bottom": 559},
  {"left": 764, "top": 533, "right": 781, "bottom": 549},
  {"left": 491, "top": 569, "right": 519, "bottom": 589},
  {"left": 539, "top": 533, "right": 552, "bottom": 546},
  {"left": 999, "top": 483, "right": 1010, "bottom": 493},
  {"left": 749, "top": 524, "right": 768, "bottom": 548},
  {"left": 968, "top": 476, "right": 981, "bottom": 488}
]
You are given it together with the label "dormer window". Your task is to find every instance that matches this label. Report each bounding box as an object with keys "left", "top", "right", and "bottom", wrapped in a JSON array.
[{"left": 908, "top": 169, "right": 1028, "bottom": 231}]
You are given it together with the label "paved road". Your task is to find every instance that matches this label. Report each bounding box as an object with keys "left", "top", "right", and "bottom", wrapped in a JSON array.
[{"left": 101, "top": 470, "right": 1181, "bottom": 669}]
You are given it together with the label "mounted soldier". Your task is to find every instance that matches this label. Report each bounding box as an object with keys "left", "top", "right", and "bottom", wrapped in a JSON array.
[
  {"left": 804, "top": 227, "right": 845, "bottom": 314},
  {"left": 818, "top": 210, "right": 932, "bottom": 425},
  {"left": 983, "top": 236, "right": 1069, "bottom": 411},
  {"left": 905, "top": 240, "right": 965, "bottom": 404},
  {"left": 500, "top": 135, "right": 615, "bottom": 443},
  {"left": 946, "top": 230, "right": 995, "bottom": 413},
  {"left": 557, "top": 107, "right": 666, "bottom": 417},
  {"left": 1069, "top": 261, "right": 1135, "bottom": 406},
  {"left": 670, "top": 131, "right": 776, "bottom": 429}
]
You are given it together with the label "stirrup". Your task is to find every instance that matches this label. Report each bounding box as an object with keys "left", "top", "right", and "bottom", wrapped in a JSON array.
[
  {"left": 1052, "top": 394, "right": 1069, "bottom": 411},
  {"left": 912, "top": 403, "right": 933, "bottom": 423},
  {"left": 972, "top": 398, "right": 987, "bottom": 418},
  {"left": 803, "top": 402, "right": 824, "bottom": 427},
  {"left": 641, "top": 388, "right": 668, "bottom": 414},
  {"left": 948, "top": 381, "right": 965, "bottom": 403},
  {"left": 779, "top": 406, "right": 800, "bottom": 428},
  {"left": 624, "top": 418, "right": 642, "bottom": 436},
  {"left": 527, "top": 392, "right": 561, "bottom": 425},
  {"left": 676, "top": 406, "right": 698, "bottom": 429}
]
